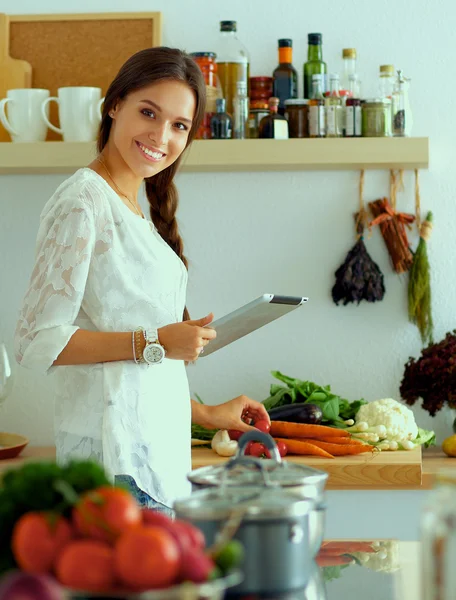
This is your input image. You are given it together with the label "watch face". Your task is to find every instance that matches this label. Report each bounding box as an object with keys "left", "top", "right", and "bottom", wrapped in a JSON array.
[{"left": 143, "top": 344, "right": 165, "bottom": 364}]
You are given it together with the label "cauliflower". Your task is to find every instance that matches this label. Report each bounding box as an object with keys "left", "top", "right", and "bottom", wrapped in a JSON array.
[
  {"left": 351, "top": 541, "right": 400, "bottom": 573},
  {"left": 355, "top": 398, "right": 418, "bottom": 442}
]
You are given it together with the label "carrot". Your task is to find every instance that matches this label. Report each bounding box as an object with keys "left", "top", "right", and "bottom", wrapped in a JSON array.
[
  {"left": 270, "top": 421, "right": 350, "bottom": 440},
  {"left": 274, "top": 438, "right": 334, "bottom": 458},
  {"left": 320, "top": 541, "right": 376, "bottom": 553},
  {"left": 305, "top": 436, "right": 363, "bottom": 445},
  {"left": 316, "top": 554, "right": 354, "bottom": 567},
  {"left": 294, "top": 439, "right": 374, "bottom": 455}
]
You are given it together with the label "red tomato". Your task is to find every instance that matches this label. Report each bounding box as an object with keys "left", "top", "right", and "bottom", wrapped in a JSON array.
[
  {"left": 254, "top": 420, "right": 271, "bottom": 434},
  {"left": 276, "top": 441, "right": 288, "bottom": 457},
  {"left": 114, "top": 525, "right": 180, "bottom": 589},
  {"left": 243, "top": 441, "right": 254, "bottom": 456},
  {"left": 73, "top": 486, "right": 141, "bottom": 543},
  {"left": 12, "top": 512, "right": 73, "bottom": 574},
  {"left": 227, "top": 429, "right": 243, "bottom": 441},
  {"left": 55, "top": 539, "right": 115, "bottom": 592},
  {"left": 249, "top": 443, "right": 267, "bottom": 458}
]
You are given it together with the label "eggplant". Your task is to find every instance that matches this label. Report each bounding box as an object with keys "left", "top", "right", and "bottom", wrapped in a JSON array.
[{"left": 268, "top": 403, "right": 323, "bottom": 425}]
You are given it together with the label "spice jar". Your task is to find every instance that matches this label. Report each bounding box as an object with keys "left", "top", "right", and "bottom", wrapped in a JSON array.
[
  {"left": 250, "top": 76, "right": 273, "bottom": 109},
  {"left": 362, "top": 98, "right": 392, "bottom": 137},
  {"left": 284, "top": 99, "right": 309, "bottom": 138},
  {"left": 190, "top": 52, "right": 218, "bottom": 139},
  {"left": 248, "top": 107, "right": 270, "bottom": 138}
]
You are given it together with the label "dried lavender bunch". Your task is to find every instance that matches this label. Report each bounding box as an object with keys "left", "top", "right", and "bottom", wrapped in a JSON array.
[
  {"left": 332, "top": 237, "right": 386, "bottom": 306},
  {"left": 400, "top": 331, "right": 456, "bottom": 416}
]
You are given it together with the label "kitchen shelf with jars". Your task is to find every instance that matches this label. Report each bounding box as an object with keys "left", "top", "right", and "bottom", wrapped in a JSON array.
[{"left": 0, "top": 22, "right": 428, "bottom": 173}]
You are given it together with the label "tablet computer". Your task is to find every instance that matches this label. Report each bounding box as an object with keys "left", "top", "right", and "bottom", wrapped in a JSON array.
[{"left": 200, "top": 294, "right": 308, "bottom": 357}]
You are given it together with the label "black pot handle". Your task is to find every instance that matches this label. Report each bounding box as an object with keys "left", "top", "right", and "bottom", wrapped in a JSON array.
[{"left": 236, "top": 430, "right": 282, "bottom": 463}]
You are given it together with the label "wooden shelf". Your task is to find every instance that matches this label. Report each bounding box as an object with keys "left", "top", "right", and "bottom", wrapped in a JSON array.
[{"left": 0, "top": 138, "right": 428, "bottom": 175}]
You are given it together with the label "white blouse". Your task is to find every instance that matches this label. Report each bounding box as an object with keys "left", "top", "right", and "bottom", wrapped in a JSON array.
[{"left": 15, "top": 168, "right": 192, "bottom": 507}]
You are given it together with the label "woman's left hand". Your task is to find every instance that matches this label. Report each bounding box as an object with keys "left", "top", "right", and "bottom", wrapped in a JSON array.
[{"left": 202, "top": 395, "right": 270, "bottom": 432}]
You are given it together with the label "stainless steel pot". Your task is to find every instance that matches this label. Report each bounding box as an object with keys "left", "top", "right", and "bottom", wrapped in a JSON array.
[
  {"left": 175, "top": 459, "right": 316, "bottom": 595},
  {"left": 187, "top": 430, "right": 329, "bottom": 556}
]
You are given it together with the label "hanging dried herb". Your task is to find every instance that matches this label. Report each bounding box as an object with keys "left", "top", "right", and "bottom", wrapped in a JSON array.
[
  {"left": 332, "top": 171, "right": 385, "bottom": 306},
  {"left": 332, "top": 237, "right": 385, "bottom": 305},
  {"left": 400, "top": 331, "right": 456, "bottom": 416},
  {"left": 408, "top": 211, "right": 433, "bottom": 344},
  {"left": 369, "top": 197, "right": 415, "bottom": 273}
]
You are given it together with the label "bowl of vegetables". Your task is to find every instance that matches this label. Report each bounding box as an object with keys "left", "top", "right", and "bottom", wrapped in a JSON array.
[{"left": 0, "top": 459, "right": 243, "bottom": 600}]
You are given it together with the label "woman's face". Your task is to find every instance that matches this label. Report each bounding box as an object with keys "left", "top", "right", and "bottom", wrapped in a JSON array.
[{"left": 109, "top": 79, "right": 196, "bottom": 178}]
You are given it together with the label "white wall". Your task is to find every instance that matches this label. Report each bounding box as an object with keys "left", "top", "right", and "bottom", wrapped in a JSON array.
[{"left": 1, "top": 0, "right": 454, "bottom": 450}]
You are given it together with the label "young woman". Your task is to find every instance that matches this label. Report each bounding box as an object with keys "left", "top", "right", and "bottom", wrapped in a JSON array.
[{"left": 14, "top": 47, "right": 269, "bottom": 513}]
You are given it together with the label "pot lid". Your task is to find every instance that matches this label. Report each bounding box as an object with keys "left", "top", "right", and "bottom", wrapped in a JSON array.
[
  {"left": 188, "top": 458, "right": 328, "bottom": 500},
  {"left": 174, "top": 485, "right": 313, "bottom": 521}
]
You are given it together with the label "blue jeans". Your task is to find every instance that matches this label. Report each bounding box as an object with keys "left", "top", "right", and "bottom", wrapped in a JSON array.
[{"left": 114, "top": 475, "right": 175, "bottom": 518}]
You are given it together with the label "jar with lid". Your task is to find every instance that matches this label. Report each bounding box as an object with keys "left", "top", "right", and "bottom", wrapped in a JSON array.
[
  {"left": 362, "top": 98, "right": 392, "bottom": 137},
  {"left": 190, "top": 52, "right": 219, "bottom": 139},
  {"left": 284, "top": 99, "right": 309, "bottom": 138},
  {"left": 249, "top": 76, "right": 273, "bottom": 109},
  {"left": 421, "top": 469, "right": 456, "bottom": 600}
]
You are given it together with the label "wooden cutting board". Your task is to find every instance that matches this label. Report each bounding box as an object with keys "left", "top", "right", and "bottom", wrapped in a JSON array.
[
  {"left": 0, "top": 14, "right": 32, "bottom": 141},
  {"left": 191, "top": 446, "right": 423, "bottom": 489}
]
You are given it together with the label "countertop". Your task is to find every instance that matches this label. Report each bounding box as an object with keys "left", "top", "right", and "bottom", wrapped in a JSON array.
[{"left": 0, "top": 445, "right": 452, "bottom": 490}]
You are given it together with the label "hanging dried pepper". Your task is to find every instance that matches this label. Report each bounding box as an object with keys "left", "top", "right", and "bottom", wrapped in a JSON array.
[
  {"left": 332, "top": 171, "right": 385, "bottom": 306},
  {"left": 368, "top": 197, "right": 415, "bottom": 274}
]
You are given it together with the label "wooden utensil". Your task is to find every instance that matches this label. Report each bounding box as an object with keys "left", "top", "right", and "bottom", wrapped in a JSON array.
[{"left": 0, "top": 13, "right": 32, "bottom": 141}]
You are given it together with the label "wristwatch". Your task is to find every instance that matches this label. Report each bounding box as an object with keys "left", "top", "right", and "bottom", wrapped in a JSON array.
[{"left": 142, "top": 328, "right": 166, "bottom": 365}]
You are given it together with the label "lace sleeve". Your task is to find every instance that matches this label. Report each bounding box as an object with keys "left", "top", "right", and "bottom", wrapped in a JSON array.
[{"left": 14, "top": 197, "right": 97, "bottom": 374}]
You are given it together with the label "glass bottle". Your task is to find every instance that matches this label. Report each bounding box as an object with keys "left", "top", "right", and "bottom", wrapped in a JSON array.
[
  {"left": 392, "top": 70, "right": 413, "bottom": 137},
  {"left": 378, "top": 64, "right": 395, "bottom": 99},
  {"left": 233, "top": 81, "right": 249, "bottom": 139},
  {"left": 258, "top": 97, "right": 289, "bottom": 139},
  {"left": 308, "top": 74, "right": 325, "bottom": 138},
  {"left": 303, "top": 33, "right": 327, "bottom": 99},
  {"left": 421, "top": 470, "right": 456, "bottom": 600},
  {"left": 325, "top": 74, "right": 342, "bottom": 137},
  {"left": 215, "top": 21, "right": 250, "bottom": 116},
  {"left": 210, "top": 98, "right": 233, "bottom": 139},
  {"left": 273, "top": 38, "right": 298, "bottom": 115},
  {"left": 345, "top": 74, "right": 362, "bottom": 137},
  {"left": 340, "top": 48, "right": 357, "bottom": 97},
  {"left": 190, "top": 52, "right": 218, "bottom": 140}
]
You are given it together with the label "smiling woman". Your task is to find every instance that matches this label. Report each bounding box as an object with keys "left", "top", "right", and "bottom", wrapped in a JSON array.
[{"left": 14, "top": 47, "right": 270, "bottom": 513}]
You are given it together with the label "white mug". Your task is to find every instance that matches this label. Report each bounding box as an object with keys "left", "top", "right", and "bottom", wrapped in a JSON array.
[
  {"left": 41, "top": 86, "right": 105, "bottom": 142},
  {"left": 0, "top": 88, "right": 50, "bottom": 142}
]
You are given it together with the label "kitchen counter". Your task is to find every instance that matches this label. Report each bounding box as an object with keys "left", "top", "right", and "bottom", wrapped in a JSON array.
[{"left": 0, "top": 445, "right": 451, "bottom": 490}]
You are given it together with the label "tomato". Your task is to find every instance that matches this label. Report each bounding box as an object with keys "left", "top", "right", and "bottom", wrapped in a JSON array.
[
  {"left": 55, "top": 539, "right": 115, "bottom": 592},
  {"left": 114, "top": 525, "right": 180, "bottom": 589},
  {"left": 227, "top": 429, "right": 243, "bottom": 441},
  {"left": 12, "top": 512, "right": 73, "bottom": 573},
  {"left": 254, "top": 419, "right": 271, "bottom": 434},
  {"left": 276, "top": 440, "right": 288, "bottom": 457},
  {"left": 73, "top": 486, "right": 141, "bottom": 543},
  {"left": 142, "top": 508, "right": 173, "bottom": 527},
  {"left": 174, "top": 520, "right": 205, "bottom": 551},
  {"left": 243, "top": 441, "right": 254, "bottom": 456},
  {"left": 249, "top": 443, "right": 266, "bottom": 458}
]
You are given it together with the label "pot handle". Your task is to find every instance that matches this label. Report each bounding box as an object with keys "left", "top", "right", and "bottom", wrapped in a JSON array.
[{"left": 236, "top": 430, "right": 282, "bottom": 463}]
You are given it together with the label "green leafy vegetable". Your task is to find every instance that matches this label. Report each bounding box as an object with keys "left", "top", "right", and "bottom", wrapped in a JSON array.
[
  {"left": 414, "top": 428, "right": 436, "bottom": 449},
  {"left": 321, "top": 564, "right": 351, "bottom": 582},
  {"left": 263, "top": 371, "right": 367, "bottom": 428}
]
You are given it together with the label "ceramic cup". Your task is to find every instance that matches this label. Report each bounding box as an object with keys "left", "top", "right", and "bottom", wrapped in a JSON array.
[
  {"left": 0, "top": 88, "right": 50, "bottom": 142},
  {"left": 41, "top": 86, "right": 105, "bottom": 142}
]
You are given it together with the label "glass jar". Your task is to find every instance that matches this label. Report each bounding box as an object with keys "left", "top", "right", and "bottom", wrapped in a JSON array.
[
  {"left": 362, "top": 98, "right": 392, "bottom": 137},
  {"left": 248, "top": 107, "right": 269, "bottom": 138},
  {"left": 421, "top": 470, "right": 456, "bottom": 600},
  {"left": 190, "top": 52, "right": 218, "bottom": 139},
  {"left": 284, "top": 99, "right": 309, "bottom": 138},
  {"left": 249, "top": 76, "right": 273, "bottom": 109}
]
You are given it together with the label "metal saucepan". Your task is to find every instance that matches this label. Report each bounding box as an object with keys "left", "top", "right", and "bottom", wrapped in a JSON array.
[{"left": 187, "top": 430, "right": 329, "bottom": 556}]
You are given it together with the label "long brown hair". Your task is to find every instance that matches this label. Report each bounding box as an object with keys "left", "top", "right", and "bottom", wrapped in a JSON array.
[{"left": 97, "top": 47, "right": 206, "bottom": 322}]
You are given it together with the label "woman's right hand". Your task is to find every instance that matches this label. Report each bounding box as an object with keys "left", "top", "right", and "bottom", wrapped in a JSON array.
[{"left": 158, "top": 313, "right": 217, "bottom": 362}]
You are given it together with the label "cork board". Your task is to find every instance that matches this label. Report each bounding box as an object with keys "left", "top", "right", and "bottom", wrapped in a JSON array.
[{"left": 8, "top": 12, "right": 162, "bottom": 140}]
